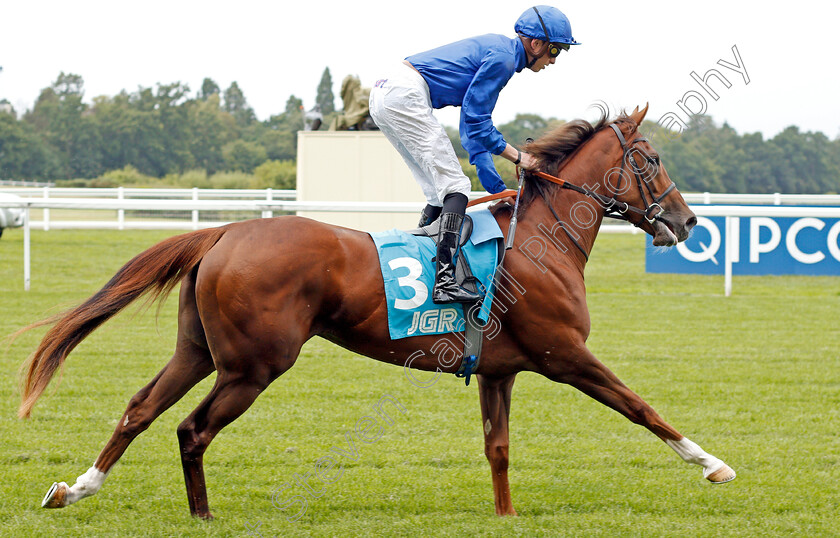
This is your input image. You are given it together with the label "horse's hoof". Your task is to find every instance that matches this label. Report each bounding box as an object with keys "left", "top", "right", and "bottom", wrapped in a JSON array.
[
  {"left": 42, "top": 482, "right": 68, "bottom": 508},
  {"left": 706, "top": 464, "right": 736, "bottom": 483}
]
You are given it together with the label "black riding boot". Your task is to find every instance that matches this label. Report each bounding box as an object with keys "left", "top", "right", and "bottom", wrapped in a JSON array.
[
  {"left": 432, "top": 194, "right": 481, "bottom": 304},
  {"left": 418, "top": 204, "right": 442, "bottom": 227}
]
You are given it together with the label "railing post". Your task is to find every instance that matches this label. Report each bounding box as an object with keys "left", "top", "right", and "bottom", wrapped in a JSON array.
[
  {"left": 724, "top": 216, "right": 734, "bottom": 297},
  {"left": 773, "top": 192, "right": 781, "bottom": 205},
  {"left": 43, "top": 186, "right": 50, "bottom": 231},
  {"left": 24, "top": 206, "right": 31, "bottom": 291},
  {"left": 263, "top": 188, "right": 273, "bottom": 219},
  {"left": 118, "top": 186, "right": 125, "bottom": 230},
  {"left": 192, "top": 187, "right": 199, "bottom": 230}
]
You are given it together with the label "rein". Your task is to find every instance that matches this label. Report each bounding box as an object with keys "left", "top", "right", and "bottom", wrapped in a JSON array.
[{"left": 466, "top": 190, "right": 518, "bottom": 207}]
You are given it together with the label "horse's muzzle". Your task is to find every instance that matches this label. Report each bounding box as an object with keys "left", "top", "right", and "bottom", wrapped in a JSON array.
[{"left": 653, "top": 212, "right": 696, "bottom": 246}]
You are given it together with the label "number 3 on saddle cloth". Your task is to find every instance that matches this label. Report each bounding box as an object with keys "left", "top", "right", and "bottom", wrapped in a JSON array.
[{"left": 370, "top": 209, "right": 504, "bottom": 360}]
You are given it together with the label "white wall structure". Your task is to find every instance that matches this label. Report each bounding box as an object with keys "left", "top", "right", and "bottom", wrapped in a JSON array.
[{"left": 296, "top": 131, "right": 426, "bottom": 232}]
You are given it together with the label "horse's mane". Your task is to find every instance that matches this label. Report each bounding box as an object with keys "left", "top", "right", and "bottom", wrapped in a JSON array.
[{"left": 516, "top": 109, "right": 637, "bottom": 209}]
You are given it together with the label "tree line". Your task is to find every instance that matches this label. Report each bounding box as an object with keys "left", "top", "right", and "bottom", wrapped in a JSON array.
[
  {"left": 1, "top": 71, "right": 839, "bottom": 194},
  {"left": 0, "top": 70, "right": 337, "bottom": 189}
]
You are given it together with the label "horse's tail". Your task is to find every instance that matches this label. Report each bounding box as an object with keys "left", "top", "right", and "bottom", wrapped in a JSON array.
[{"left": 18, "top": 226, "right": 228, "bottom": 419}]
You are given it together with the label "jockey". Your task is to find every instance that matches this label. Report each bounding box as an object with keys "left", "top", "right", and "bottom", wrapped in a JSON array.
[{"left": 369, "top": 6, "right": 580, "bottom": 304}]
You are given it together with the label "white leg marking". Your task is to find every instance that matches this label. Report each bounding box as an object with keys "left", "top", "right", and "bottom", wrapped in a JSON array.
[
  {"left": 666, "top": 437, "right": 730, "bottom": 479},
  {"left": 64, "top": 465, "right": 109, "bottom": 505}
]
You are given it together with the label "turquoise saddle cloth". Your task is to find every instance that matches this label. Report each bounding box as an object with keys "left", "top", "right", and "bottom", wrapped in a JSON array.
[{"left": 370, "top": 208, "right": 504, "bottom": 340}]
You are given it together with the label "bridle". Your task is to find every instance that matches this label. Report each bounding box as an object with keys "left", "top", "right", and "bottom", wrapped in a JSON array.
[
  {"left": 525, "top": 121, "right": 677, "bottom": 260},
  {"left": 605, "top": 123, "right": 675, "bottom": 224},
  {"left": 531, "top": 122, "right": 675, "bottom": 225}
]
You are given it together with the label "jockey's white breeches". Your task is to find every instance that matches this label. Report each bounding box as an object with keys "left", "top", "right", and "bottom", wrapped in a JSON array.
[{"left": 369, "top": 63, "right": 471, "bottom": 207}]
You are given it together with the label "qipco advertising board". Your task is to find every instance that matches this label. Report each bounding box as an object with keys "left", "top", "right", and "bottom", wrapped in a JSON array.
[{"left": 646, "top": 213, "right": 840, "bottom": 276}]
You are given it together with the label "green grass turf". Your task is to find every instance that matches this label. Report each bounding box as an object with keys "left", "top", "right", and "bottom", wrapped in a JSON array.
[{"left": 1, "top": 227, "right": 838, "bottom": 537}]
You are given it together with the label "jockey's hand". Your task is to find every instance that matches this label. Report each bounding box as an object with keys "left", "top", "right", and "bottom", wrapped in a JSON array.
[
  {"left": 518, "top": 152, "right": 538, "bottom": 170},
  {"left": 491, "top": 195, "right": 518, "bottom": 209}
]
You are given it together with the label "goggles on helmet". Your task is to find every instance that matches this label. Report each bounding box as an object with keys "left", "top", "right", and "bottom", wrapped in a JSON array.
[{"left": 547, "top": 42, "right": 570, "bottom": 57}]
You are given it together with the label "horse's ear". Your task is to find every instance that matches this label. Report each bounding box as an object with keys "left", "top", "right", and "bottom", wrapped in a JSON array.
[
  {"left": 631, "top": 105, "right": 639, "bottom": 115},
  {"left": 630, "top": 103, "right": 649, "bottom": 125}
]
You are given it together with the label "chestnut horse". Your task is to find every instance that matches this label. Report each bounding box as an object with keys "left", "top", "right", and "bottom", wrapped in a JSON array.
[{"left": 20, "top": 105, "right": 735, "bottom": 519}]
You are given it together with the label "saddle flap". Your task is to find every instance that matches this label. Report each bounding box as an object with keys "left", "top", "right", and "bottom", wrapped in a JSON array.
[{"left": 369, "top": 208, "right": 503, "bottom": 341}]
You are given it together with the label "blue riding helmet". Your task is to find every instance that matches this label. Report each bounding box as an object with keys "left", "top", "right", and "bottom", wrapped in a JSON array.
[{"left": 514, "top": 5, "right": 580, "bottom": 45}]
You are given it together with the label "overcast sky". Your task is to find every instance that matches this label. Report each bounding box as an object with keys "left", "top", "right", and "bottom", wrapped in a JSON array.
[{"left": 2, "top": 1, "right": 838, "bottom": 140}]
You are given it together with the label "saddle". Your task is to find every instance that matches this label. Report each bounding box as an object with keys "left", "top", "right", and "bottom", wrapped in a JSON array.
[{"left": 407, "top": 214, "right": 474, "bottom": 247}]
